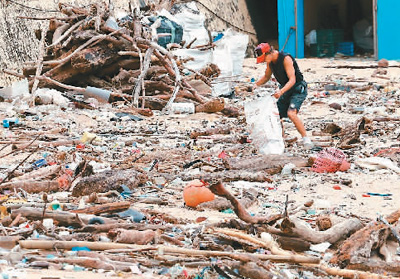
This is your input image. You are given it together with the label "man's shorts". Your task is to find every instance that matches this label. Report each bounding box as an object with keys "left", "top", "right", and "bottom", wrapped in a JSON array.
[{"left": 277, "top": 81, "right": 307, "bottom": 118}]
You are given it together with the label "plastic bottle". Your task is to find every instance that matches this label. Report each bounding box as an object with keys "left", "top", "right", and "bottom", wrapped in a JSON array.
[{"left": 169, "top": 102, "right": 195, "bottom": 114}]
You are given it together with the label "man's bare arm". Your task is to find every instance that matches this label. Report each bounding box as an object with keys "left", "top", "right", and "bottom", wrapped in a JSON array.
[{"left": 254, "top": 66, "right": 272, "bottom": 87}]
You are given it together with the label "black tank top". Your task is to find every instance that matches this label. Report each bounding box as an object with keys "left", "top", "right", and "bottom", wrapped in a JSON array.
[{"left": 270, "top": 51, "right": 303, "bottom": 86}]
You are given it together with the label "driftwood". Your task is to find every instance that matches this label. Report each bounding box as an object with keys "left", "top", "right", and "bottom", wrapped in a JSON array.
[
  {"left": 331, "top": 208, "right": 400, "bottom": 269},
  {"left": 210, "top": 228, "right": 292, "bottom": 257},
  {"left": 9, "top": 165, "right": 61, "bottom": 182},
  {"left": 337, "top": 117, "right": 373, "bottom": 149},
  {"left": 208, "top": 181, "right": 281, "bottom": 225},
  {"left": 278, "top": 216, "right": 363, "bottom": 244},
  {"left": 11, "top": 206, "right": 117, "bottom": 227},
  {"left": 157, "top": 246, "right": 319, "bottom": 264},
  {"left": 20, "top": 240, "right": 138, "bottom": 250},
  {"left": 6, "top": 3, "right": 226, "bottom": 116},
  {"left": 237, "top": 262, "right": 274, "bottom": 279},
  {"left": 77, "top": 222, "right": 170, "bottom": 233},
  {"left": 19, "top": 241, "right": 319, "bottom": 264},
  {"left": 190, "top": 125, "right": 232, "bottom": 139},
  {"left": 223, "top": 154, "right": 310, "bottom": 171},
  {"left": 180, "top": 170, "right": 275, "bottom": 182},
  {"left": 198, "top": 189, "right": 257, "bottom": 211},
  {"left": 0, "top": 180, "right": 59, "bottom": 193},
  {"left": 309, "top": 264, "right": 396, "bottom": 279},
  {"left": 70, "top": 201, "right": 131, "bottom": 215},
  {"left": 209, "top": 181, "right": 363, "bottom": 245},
  {"left": 71, "top": 169, "right": 147, "bottom": 197},
  {"left": 29, "top": 256, "right": 131, "bottom": 272}
]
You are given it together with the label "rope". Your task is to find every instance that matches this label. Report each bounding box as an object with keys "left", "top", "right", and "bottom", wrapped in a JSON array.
[{"left": 191, "top": 0, "right": 257, "bottom": 36}]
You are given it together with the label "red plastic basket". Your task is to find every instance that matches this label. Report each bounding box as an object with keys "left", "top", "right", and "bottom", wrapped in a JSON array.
[{"left": 311, "top": 148, "right": 346, "bottom": 173}]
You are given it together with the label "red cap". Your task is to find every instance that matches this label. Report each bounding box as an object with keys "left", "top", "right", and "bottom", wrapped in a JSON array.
[{"left": 255, "top": 43, "right": 271, "bottom": 64}]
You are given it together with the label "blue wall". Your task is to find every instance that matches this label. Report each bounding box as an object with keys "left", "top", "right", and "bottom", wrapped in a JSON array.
[
  {"left": 278, "top": 0, "right": 304, "bottom": 58},
  {"left": 377, "top": 0, "right": 400, "bottom": 60}
]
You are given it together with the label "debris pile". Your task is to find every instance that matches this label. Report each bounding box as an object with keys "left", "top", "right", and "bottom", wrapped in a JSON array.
[
  {"left": 17, "top": 3, "right": 229, "bottom": 116},
  {"left": 0, "top": 2, "right": 399, "bottom": 279}
]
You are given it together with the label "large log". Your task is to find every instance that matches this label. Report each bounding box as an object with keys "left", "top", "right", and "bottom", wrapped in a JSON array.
[
  {"left": 331, "top": 222, "right": 390, "bottom": 267},
  {"left": 0, "top": 180, "right": 59, "bottom": 193},
  {"left": 11, "top": 207, "right": 117, "bottom": 227},
  {"left": 224, "top": 154, "right": 310, "bottom": 171},
  {"left": 69, "top": 201, "right": 131, "bottom": 215},
  {"left": 279, "top": 216, "right": 364, "bottom": 244},
  {"left": 70, "top": 46, "right": 119, "bottom": 72},
  {"left": 71, "top": 169, "right": 147, "bottom": 197},
  {"left": 331, "top": 208, "right": 400, "bottom": 269}
]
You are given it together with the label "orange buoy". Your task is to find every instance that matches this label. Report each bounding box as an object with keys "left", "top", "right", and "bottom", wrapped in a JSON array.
[{"left": 183, "top": 179, "right": 215, "bottom": 207}]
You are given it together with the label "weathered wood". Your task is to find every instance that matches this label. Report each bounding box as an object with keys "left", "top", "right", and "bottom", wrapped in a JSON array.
[
  {"left": 9, "top": 165, "right": 61, "bottom": 182},
  {"left": 70, "top": 201, "right": 131, "bottom": 215},
  {"left": 11, "top": 207, "right": 117, "bottom": 227},
  {"left": 224, "top": 154, "right": 310, "bottom": 171},
  {"left": 71, "top": 169, "right": 147, "bottom": 197},
  {"left": 19, "top": 241, "right": 319, "bottom": 264},
  {"left": 337, "top": 117, "right": 373, "bottom": 149},
  {"left": 70, "top": 46, "right": 119, "bottom": 72},
  {"left": 331, "top": 221, "right": 390, "bottom": 267},
  {"left": 158, "top": 246, "right": 320, "bottom": 264},
  {"left": 20, "top": 240, "right": 137, "bottom": 250},
  {"left": 195, "top": 97, "right": 225, "bottom": 113},
  {"left": 209, "top": 181, "right": 281, "bottom": 225},
  {"left": 237, "top": 262, "right": 274, "bottom": 279},
  {"left": 190, "top": 125, "right": 232, "bottom": 139},
  {"left": 77, "top": 222, "right": 169, "bottom": 233},
  {"left": 198, "top": 189, "right": 257, "bottom": 211},
  {"left": 0, "top": 180, "right": 59, "bottom": 193},
  {"left": 278, "top": 216, "right": 364, "bottom": 244},
  {"left": 315, "top": 263, "right": 395, "bottom": 279}
]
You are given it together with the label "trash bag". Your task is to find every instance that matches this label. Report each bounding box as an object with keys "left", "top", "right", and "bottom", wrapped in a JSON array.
[
  {"left": 244, "top": 90, "right": 284, "bottom": 155},
  {"left": 148, "top": 16, "right": 183, "bottom": 48}
]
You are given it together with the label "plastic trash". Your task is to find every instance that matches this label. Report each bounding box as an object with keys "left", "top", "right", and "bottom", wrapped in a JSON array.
[
  {"left": 117, "top": 208, "right": 145, "bottom": 223},
  {"left": 32, "top": 159, "right": 47, "bottom": 168},
  {"left": 281, "top": 163, "right": 296, "bottom": 176},
  {"left": 311, "top": 148, "right": 346, "bottom": 173},
  {"left": 2, "top": 117, "right": 19, "bottom": 128},
  {"left": 169, "top": 102, "right": 195, "bottom": 114},
  {"left": 120, "top": 184, "right": 132, "bottom": 199},
  {"left": 244, "top": 90, "right": 284, "bottom": 155},
  {"left": 83, "top": 86, "right": 111, "bottom": 103},
  {"left": 42, "top": 218, "right": 54, "bottom": 230}
]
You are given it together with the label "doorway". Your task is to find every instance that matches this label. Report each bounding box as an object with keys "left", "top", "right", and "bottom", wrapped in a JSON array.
[{"left": 303, "top": 0, "right": 374, "bottom": 58}]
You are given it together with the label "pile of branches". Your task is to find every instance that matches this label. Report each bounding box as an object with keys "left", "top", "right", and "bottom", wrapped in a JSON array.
[{"left": 19, "top": 2, "right": 227, "bottom": 114}]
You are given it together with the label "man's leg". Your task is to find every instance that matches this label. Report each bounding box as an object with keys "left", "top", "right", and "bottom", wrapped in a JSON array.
[
  {"left": 288, "top": 109, "right": 313, "bottom": 149},
  {"left": 287, "top": 109, "right": 306, "bottom": 137}
]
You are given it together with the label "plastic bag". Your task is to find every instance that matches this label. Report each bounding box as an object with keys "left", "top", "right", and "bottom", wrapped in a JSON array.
[{"left": 244, "top": 91, "right": 284, "bottom": 155}]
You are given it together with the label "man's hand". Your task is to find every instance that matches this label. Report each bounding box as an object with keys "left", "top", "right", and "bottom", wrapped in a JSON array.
[{"left": 273, "top": 89, "right": 283, "bottom": 99}]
